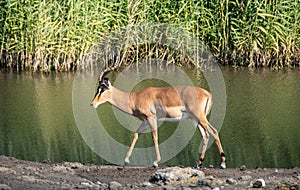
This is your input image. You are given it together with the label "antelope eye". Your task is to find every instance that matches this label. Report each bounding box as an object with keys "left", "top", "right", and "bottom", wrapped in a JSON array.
[{"left": 98, "top": 87, "right": 105, "bottom": 94}]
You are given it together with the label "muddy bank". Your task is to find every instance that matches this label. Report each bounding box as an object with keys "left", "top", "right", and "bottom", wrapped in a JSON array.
[{"left": 0, "top": 156, "right": 299, "bottom": 190}]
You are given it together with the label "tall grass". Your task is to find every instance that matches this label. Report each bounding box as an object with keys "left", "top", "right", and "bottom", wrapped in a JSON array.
[{"left": 0, "top": 0, "right": 299, "bottom": 71}]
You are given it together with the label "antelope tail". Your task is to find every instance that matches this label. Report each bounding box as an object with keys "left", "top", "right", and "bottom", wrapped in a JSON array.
[{"left": 204, "top": 98, "right": 212, "bottom": 116}]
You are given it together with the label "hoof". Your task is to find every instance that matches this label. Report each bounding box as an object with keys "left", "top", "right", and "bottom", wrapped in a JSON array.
[
  {"left": 124, "top": 158, "right": 130, "bottom": 166},
  {"left": 153, "top": 162, "right": 158, "bottom": 168},
  {"left": 220, "top": 163, "right": 226, "bottom": 169},
  {"left": 194, "top": 164, "right": 202, "bottom": 169}
]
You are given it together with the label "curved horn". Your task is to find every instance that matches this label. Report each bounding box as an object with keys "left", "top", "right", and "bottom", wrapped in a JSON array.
[
  {"left": 99, "top": 67, "right": 112, "bottom": 82},
  {"left": 98, "top": 60, "right": 121, "bottom": 82}
]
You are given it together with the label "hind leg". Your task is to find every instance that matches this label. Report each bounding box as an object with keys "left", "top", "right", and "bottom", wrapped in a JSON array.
[
  {"left": 196, "top": 123, "right": 209, "bottom": 167},
  {"left": 206, "top": 122, "right": 226, "bottom": 169},
  {"left": 198, "top": 115, "right": 226, "bottom": 169}
]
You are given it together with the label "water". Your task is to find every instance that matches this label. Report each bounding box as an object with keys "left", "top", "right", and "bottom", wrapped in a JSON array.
[{"left": 0, "top": 67, "right": 299, "bottom": 168}]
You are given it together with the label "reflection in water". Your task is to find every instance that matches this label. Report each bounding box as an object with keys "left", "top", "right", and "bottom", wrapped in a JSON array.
[
  {"left": 0, "top": 72, "right": 102, "bottom": 164},
  {"left": 0, "top": 67, "right": 299, "bottom": 168},
  {"left": 220, "top": 68, "right": 300, "bottom": 168}
]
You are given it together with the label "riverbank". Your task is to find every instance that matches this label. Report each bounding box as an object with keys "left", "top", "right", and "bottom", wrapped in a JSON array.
[
  {"left": 2, "top": 0, "right": 300, "bottom": 71},
  {"left": 0, "top": 156, "right": 299, "bottom": 190}
]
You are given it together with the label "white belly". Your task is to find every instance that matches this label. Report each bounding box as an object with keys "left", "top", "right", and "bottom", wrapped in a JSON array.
[{"left": 158, "top": 112, "right": 190, "bottom": 122}]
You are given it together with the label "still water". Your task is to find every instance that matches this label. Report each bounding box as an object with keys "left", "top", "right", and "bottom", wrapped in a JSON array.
[{"left": 0, "top": 66, "right": 299, "bottom": 168}]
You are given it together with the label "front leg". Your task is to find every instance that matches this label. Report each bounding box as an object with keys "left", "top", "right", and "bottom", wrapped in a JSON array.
[
  {"left": 148, "top": 117, "right": 161, "bottom": 167},
  {"left": 124, "top": 121, "right": 148, "bottom": 165},
  {"left": 152, "top": 129, "right": 161, "bottom": 167}
]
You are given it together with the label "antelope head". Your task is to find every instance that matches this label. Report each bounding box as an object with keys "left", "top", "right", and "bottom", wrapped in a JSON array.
[{"left": 90, "top": 78, "right": 112, "bottom": 108}]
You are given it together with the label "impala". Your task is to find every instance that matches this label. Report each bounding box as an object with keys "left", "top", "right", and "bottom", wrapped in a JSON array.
[{"left": 90, "top": 77, "right": 226, "bottom": 168}]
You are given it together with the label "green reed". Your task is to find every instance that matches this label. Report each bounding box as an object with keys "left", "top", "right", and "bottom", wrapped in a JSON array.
[{"left": 0, "top": 0, "right": 299, "bottom": 71}]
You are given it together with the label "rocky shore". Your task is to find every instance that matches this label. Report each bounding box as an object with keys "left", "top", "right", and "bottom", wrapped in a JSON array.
[{"left": 0, "top": 156, "right": 299, "bottom": 190}]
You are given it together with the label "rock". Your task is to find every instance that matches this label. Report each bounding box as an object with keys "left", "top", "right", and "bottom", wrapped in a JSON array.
[
  {"left": 240, "top": 165, "right": 247, "bottom": 171},
  {"left": 161, "top": 186, "right": 177, "bottom": 190},
  {"left": 188, "top": 183, "right": 198, "bottom": 188},
  {"left": 0, "top": 167, "right": 10, "bottom": 173},
  {"left": 99, "top": 183, "right": 109, "bottom": 190},
  {"left": 276, "top": 183, "right": 300, "bottom": 190},
  {"left": 181, "top": 187, "right": 192, "bottom": 190},
  {"left": 129, "top": 182, "right": 142, "bottom": 189},
  {"left": 63, "top": 162, "right": 83, "bottom": 169},
  {"left": 109, "top": 181, "right": 122, "bottom": 190},
  {"left": 0, "top": 184, "right": 11, "bottom": 190},
  {"left": 24, "top": 166, "right": 38, "bottom": 172},
  {"left": 292, "top": 184, "right": 300, "bottom": 189},
  {"left": 226, "top": 178, "right": 237, "bottom": 185},
  {"left": 52, "top": 165, "right": 67, "bottom": 172},
  {"left": 41, "top": 159, "right": 52, "bottom": 164},
  {"left": 198, "top": 176, "right": 225, "bottom": 189},
  {"left": 142, "top": 182, "right": 153, "bottom": 187},
  {"left": 0, "top": 167, "right": 15, "bottom": 175},
  {"left": 76, "top": 183, "right": 89, "bottom": 189},
  {"left": 149, "top": 167, "right": 205, "bottom": 184},
  {"left": 75, "top": 180, "right": 100, "bottom": 189},
  {"left": 238, "top": 175, "right": 252, "bottom": 181},
  {"left": 52, "top": 164, "right": 75, "bottom": 175},
  {"left": 19, "top": 175, "right": 36, "bottom": 183},
  {"left": 201, "top": 187, "right": 212, "bottom": 190},
  {"left": 198, "top": 177, "right": 210, "bottom": 186},
  {"left": 206, "top": 175, "right": 215, "bottom": 180},
  {"left": 210, "top": 179, "right": 225, "bottom": 188},
  {"left": 250, "top": 179, "right": 266, "bottom": 188}
]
